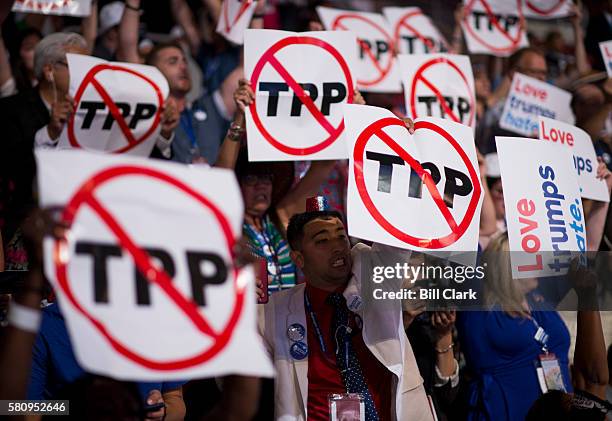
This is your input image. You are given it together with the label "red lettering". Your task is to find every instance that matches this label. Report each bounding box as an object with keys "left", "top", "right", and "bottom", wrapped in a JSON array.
[
  {"left": 518, "top": 216, "right": 539, "bottom": 235},
  {"left": 515, "top": 79, "right": 547, "bottom": 100},
  {"left": 540, "top": 121, "right": 575, "bottom": 147},
  {"left": 518, "top": 254, "right": 543, "bottom": 272}
]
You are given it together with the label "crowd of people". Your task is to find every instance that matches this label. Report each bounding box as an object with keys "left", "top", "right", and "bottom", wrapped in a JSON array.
[{"left": 0, "top": 0, "right": 611, "bottom": 420}]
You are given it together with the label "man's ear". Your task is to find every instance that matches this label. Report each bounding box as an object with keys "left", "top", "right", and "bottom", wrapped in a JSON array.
[{"left": 290, "top": 250, "right": 304, "bottom": 270}]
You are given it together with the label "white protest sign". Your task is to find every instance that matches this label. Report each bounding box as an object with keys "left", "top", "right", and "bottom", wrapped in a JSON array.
[
  {"left": 57, "top": 54, "right": 169, "bottom": 157},
  {"left": 216, "top": 0, "right": 258, "bottom": 45},
  {"left": 383, "top": 7, "right": 448, "bottom": 54},
  {"left": 538, "top": 117, "right": 610, "bottom": 202},
  {"left": 599, "top": 41, "right": 612, "bottom": 78},
  {"left": 244, "top": 29, "right": 356, "bottom": 161},
  {"left": 496, "top": 137, "right": 586, "bottom": 279},
  {"left": 461, "top": 0, "right": 528, "bottom": 57},
  {"left": 12, "top": 0, "right": 91, "bottom": 16},
  {"left": 345, "top": 106, "right": 483, "bottom": 261},
  {"left": 37, "top": 149, "right": 274, "bottom": 381},
  {"left": 500, "top": 73, "right": 574, "bottom": 137},
  {"left": 317, "top": 6, "right": 400, "bottom": 93},
  {"left": 399, "top": 54, "right": 476, "bottom": 130},
  {"left": 522, "top": 0, "right": 573, "bottom": 19}
]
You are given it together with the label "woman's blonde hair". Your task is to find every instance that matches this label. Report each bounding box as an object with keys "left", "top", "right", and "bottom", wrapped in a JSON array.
[{"left": 482, "top": 232, "right": 530, "bottom": 317}]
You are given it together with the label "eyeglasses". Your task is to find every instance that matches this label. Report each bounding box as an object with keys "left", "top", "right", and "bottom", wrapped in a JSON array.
[{"left": 241, "top": 174, "right": 273, "bottom": 186}]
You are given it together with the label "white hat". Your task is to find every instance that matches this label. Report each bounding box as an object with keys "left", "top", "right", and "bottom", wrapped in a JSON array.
[
  {"left": 99, "top": 1, "right": 124, "bottom": 35},
  {"left": 485, "top": 153, "right": 501, "bottom": 178}
]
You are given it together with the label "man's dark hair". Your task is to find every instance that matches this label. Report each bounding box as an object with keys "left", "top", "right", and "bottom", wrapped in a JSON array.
[
  {"left": 286, "top": 210, "right": 343, "bottom": 251},
  {"left": 507, "top": 46, "right": 545, "bottom": 73},
  {"left": 145, "top": 40, "right": 184, "bottom": 66}
]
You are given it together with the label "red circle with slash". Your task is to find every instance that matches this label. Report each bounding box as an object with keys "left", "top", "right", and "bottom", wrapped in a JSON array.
[
  {"left": 353, "top": 119, "right": 481, "bottom": 248},
  {"left": 409, "top": 57, "right": 475, "bottom": 127},
  {"left": 393, "top": 10, "right": 447, "bottom": 53},
  {"left": 332, "top": 14, "right": 394, "bottom": 87},
  {"left": 53, "top": 165, "right": 243, "bottom": 370},
  {"left": 223, "top": 0, "right": 254, "bottom": 33},
  {"left": 525, "top": 0, "right": 565, "bottom": 15},
  {"left": 250, "top": 36, "right": 354, "bottom": 156},
  {"left": 463, "top": 0, "right": 524, "bottom": 54},
  {"left": 67, "top": 64, "right": 164, "bottom": 154}
]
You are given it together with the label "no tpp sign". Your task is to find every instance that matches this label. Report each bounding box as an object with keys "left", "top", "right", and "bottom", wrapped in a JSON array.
[
  {"left": 60, "top": 54, "right": 169, "bottom": 157},
  {"left": 37, "top": 150, "right": 273, "bottom": 380},
  {"left": 245, "top": 29, "right": 356, "bottom": 161},
  {"left": 399, "top": 54, "right": 476, "bottom": 129},
  {"left": 345, "top": 106, "right": 483, "bottom": 255}
]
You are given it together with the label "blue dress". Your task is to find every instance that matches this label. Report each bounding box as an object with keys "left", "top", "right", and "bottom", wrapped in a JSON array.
[{"left": 456, "top": 309, "right": 571, "bottom": 421}]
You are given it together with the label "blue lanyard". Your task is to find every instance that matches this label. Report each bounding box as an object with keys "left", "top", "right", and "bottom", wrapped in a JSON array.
[
  {"left": 180, "top": 109, "right": 197, "bottom": 150},
  {"left": 304, "top": 292, "right": 328, "bottom": 354}
]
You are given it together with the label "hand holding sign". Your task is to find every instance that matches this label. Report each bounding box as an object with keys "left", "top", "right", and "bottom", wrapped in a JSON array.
[{"left": 48, "top": 94, "right": 76, "bottom": 140}]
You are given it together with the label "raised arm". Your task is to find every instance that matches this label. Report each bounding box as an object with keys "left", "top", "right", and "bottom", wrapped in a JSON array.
[
  {"left": 450, "top": 3, "right": 465, "bottom": 55},
  {"left": 570, "top": 261, "right": 609, "bottom": 399},
  {"left": 116, "top": 0, "right": 141, "bottom": 64},
  {"left": 0, "top": 34, "right": 15, "bottom": 97},
  {"left": 81, "top": 0, "right": 98, "bottom": 54},
  {"left": 202, "top": 0, "right": 222, "bottom": 25},
  {"left": 477, "top": 151, "right": 497, "bottom": 237},
  {"left": 569, "top": 2, "right": 591, "bottom": 77},
  {"left": 171, "top": 0, "right": 201, "bottom": 55}
]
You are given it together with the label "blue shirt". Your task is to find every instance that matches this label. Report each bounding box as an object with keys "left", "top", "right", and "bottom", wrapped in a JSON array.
[
  {"left": 172, "top": 92, "right": 230, "bottom": 165},
  {"left": 456, "top": 309, "right": 571, "bottom": 421},
  {"left": 27, "top": 304, "right": 185, "bottom": 401}
]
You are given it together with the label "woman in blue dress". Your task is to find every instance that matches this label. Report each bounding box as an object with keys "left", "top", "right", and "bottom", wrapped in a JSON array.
[{"left": 456, "top": 233, "right": 572, "bottom": 421}]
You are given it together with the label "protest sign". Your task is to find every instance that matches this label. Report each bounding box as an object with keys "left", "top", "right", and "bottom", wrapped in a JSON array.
[
  {"left": 500, "top": 73, "right": 574, "bottom": 137},
  {"left": 216, "top": 0, "right": 258, "bottom": 45},
  {"left": 383, "top": 7, "right": 448, "bottom": 54},
  {"left": 599, "top": 41, "right": 612, "bottom": 78},
  {"left": 345, "top": 105, "right": 483, "bottom": 260},
  {"left": 496, "top": 137, "right": 586, "bottom": 279},
  {"left": 317, "top": 6, "right": 400, "bottom": 93},
  {"left": 462, "top": 0, "right": 528, "bottom": 56},
  {"left": 37, "top": 149, "right": 274, "bottom": 380},
  {"left": 12, "top": 0, "right": 91, "bottom": 16},
  {"left": 399, "top": 54, "right": 476, "bottom": 130},
  {"left": 538, "top": 117, "right": 609, "bottom": 202},
  {"left": 522, "top": 0, "right": 573, "bottom": 19},
  {"left": 244, "top": 29, "right": 355, "bottom": 161},
  {"left": 58, "top": 54, "right": 169, "bottom": 157}
]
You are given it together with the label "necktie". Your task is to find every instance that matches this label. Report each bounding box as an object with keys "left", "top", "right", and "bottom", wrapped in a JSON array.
[{"left": 327, "top": 292, "right": 380, "bottom": 421}]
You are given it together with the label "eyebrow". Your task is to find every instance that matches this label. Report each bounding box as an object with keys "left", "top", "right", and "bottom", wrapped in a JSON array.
[{"left": 311, "top": 229, "right": 329, "bottom": 238}]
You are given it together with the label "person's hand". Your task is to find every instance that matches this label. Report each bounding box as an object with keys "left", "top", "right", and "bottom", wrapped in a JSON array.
[
  {"left": 595, "top": 157, "right": 612, "bottom": 193},
  {"left": 308, "top": 20, "right": 324, "bottom": 31},
  {"left": 160, "top": 97, "right": 179, "bottom": 139},
  {"left": 352, "top": 89, "right": 365, "bottom": 105},
  {"left": 402, "top": 299, "right": 425, "bottom": 329},
  {"left": 232, "top": 236, "right": 256, "bottom": 269},
  {"left": 454, "top": 3, "right": 466, "bottom": 24},
  {"left": 569, "top": 2, "right": 583, "bottom": 28},
  {"left": 431, "top": 310, "right": 456, "bottom": 337},
  {"left": 568, "top": 258, "right": 598, "bottom": 307},
  {"left": 477, "top": 150, "right": 487, "bottom": 179},
  {"left": 401, "top": 117, "right": 415, "bottom": 134},
  {"left": 144, "top": 389, "right": 165, "bottom": 421},
  {"left": 255, "top": 277, "right": 266, "bottom": 302},
  {"left": 48, "top": 94, "right": 75, "bottom": 140},
  {"left": 21, "top": 207, "right": 68, "bottom": 271},
  {"left": 234, "top": 79, "right": 255, "bottom": 114}
]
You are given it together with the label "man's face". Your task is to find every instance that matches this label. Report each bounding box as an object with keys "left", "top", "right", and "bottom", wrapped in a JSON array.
[
  {"left": 293, "top": 217, "right": 352, "bottom": 285},
  {"left": 154, "top": 47, "right": 191, "bottom": 95},
  {"left": 516, "top": 51, "right": 548, "bottom": 82}
]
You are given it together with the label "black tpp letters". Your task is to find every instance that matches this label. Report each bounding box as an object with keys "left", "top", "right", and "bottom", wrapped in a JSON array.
[{"left": 80, "top": 101, "right": 157, "bottom": 130}]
